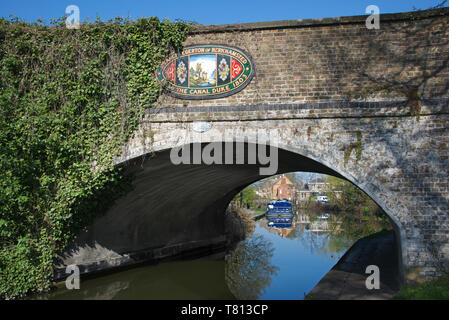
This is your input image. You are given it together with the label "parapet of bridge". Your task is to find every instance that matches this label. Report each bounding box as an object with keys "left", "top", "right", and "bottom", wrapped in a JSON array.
[
  {"left": 158, "top": 7, "right": 449, "bottom": 109},
  {"left": 59, "top": 8, "right": 449, "bottom": 284}
]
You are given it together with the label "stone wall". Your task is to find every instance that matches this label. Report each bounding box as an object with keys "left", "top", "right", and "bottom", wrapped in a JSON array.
[
  {"left": 60, "top": 8, "right": 449, "bottom": 284},
  {"left": 156, "top": 8, "right": 449, "bottom": 109},
  {"left": 115, "top": 96, "right": 449, "bottom": 282}
]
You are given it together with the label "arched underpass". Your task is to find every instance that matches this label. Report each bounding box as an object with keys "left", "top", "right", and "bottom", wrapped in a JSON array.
[{"left": 57, "top": 142, "right": 403, "bottom": 291}]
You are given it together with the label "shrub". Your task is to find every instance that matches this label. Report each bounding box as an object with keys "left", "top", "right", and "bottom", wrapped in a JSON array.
[{"left": 0, "top": 16, "right": 190, "bottom": 299}]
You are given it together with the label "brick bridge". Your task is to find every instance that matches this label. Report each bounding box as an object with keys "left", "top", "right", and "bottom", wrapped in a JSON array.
[{"left": 59, "top": 8, "right": 449, "bottom": 284}]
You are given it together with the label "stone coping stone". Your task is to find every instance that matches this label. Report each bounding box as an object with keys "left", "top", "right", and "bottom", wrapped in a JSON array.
[
  {"left": 146, "top": 98, "right": 449, "bottom": 115},
  {"left": 190, "top": 7, "right": 449, "bottom": 34}
]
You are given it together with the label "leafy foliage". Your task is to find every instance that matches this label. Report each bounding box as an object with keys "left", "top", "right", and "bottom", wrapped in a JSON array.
[
  {"left": 0, "top": 16, "right": 190, "bottom": 299},
  {"left": 324, "top": 175, "right": 392, "bottom": 239},
  {"left": 241, "top": 187, "right": 257, "bottom": 209}
]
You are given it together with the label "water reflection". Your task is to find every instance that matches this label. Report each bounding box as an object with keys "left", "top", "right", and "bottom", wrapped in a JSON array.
[
  {"left": 225, "top": 235, "right": 279, "bottom": 300},
  {"left": 31, "top": 210, "right": 389, "bottom": 300},
  {"left": 263, "top": 213, "right": 352, "bottom": 258},
  {"left": 225, "top": 212, "right": 355, "bottom": 300},
  {"left": 31, "top": 260, "right": 234, "bottom": 300}
]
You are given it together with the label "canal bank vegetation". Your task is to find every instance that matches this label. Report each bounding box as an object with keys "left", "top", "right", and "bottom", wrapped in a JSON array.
[
  {"left": 224, "top": 204, "right": 255, "bottom": 245},
  {"left": 0, "top": 16, "right": 191, "bottom": 299},
  {"left": 394, "top": 275, "right": 449, "bottom": 300},
  {"left": 238, "top": 187, "right": 258, "bottom": 210},
  {"left": 294, "top": 175, "right": 392, "bottom": 242},
  {"left": 323, "top": 176, "right": 392, "bottom": 237},
  {"left": 231, "top": 187, "right": 266, "bottom": 216}
]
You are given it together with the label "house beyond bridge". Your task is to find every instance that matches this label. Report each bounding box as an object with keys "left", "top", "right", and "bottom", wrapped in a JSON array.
[
  {"left": 58, "top": 8, "right": 449, "bottom": 284},
  {"left": 261, "top": 174, "right": 297, "bottom": 202}
]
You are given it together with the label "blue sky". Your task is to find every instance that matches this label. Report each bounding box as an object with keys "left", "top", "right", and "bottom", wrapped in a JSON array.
[{"left": 0, "top": 0, "right": 447, "bottom": 25}]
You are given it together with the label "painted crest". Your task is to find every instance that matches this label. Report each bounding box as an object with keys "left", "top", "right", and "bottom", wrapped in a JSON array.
[{"left": 156, "top": 44, "right": 255, "bottom": 100}]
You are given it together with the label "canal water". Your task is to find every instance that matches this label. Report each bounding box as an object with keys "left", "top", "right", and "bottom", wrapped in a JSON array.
[
  {"left": 32, "top": 259, "right": 234, "bottom": 300},
  {"left": 32, "top": 214, "right": 354, "bottom": 300},
  {"left": 225, "top": 215, "right": 354, "bottom": 300}
]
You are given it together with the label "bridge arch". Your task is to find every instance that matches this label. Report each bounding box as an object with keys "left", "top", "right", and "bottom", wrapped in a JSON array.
[
  {"left": 59, "top": 131, "right": 408, "bottom": 284},
  {"left": 58, "top": 7, "right": 449, "bottom": 284}
]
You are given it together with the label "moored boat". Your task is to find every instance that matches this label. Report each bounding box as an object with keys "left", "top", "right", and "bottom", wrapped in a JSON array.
[{"left": 265, "top": 200, "right": 293, "bottom": 221}]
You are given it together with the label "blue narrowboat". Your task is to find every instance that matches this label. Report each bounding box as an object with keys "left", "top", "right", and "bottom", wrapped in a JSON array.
[{"left": 265, "top": 200, "right": 294, "bottom": 221}]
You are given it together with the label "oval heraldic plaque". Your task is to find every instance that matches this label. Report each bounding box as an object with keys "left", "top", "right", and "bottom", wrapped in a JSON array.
[{"left": 156, "top": 44, "right": 255, "bottom": 100}]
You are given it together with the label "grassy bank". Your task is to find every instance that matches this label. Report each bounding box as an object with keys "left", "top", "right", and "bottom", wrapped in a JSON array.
[
  {"left": 251, "top": 209, "right": 265, "bottom": 216},
  {"left": 394, "top": 275, "right": 449, "bottom": 300}
]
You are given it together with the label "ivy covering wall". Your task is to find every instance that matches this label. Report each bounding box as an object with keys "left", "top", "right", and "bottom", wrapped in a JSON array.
[{"left": 0, "top": 16, "right": 190, "bottom": 299}]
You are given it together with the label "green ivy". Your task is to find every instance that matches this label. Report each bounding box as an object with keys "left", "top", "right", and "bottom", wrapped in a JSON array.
[{"left": 0, "top": 16, "right": 191, "bottom": 299}]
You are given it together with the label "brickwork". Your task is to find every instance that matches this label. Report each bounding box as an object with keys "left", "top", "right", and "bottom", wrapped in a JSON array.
[
  {"left": 114, "top": 95, "right": 449, "bottom": 282},
  {"left": 64, "top": 8, "right": 449, "bottom": 283},
  {"left": 131, "top": 8, "right": 449, "bottom": 282},
  {"left": 156, "top": 8, "right": 449, "bottom": 109}
]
